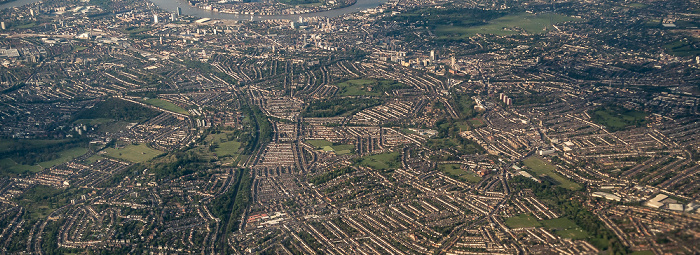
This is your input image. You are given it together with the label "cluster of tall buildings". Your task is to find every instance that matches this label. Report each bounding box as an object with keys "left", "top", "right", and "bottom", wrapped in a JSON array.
[
  {"left": 499, "top": 93, "right": 512, "bottom": 106},
  {"left": 155, "top": 7, "right": 181, "bottom": 24}
]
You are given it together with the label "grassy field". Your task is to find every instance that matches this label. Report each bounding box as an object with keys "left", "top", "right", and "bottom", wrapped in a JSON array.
[
  {"left": 357, "top": 151, "right": 401, "bottom": 170},
  {"left": 215, "top": 141, "right": 241, "bottom": 157},
  {"left": 37, "top": 147, "right": 88, "bottom": 168},
  {"left": 627, "top": 2, "right": 647, "bottom": 8},
  {"left": 96, "top": 121, "right": 131, "bottom": 134},
  {"left": 541, "top": 218, "right": 589, "bottom": 239},
  {"left": 307, "top": 139, "right": 354, "bottom": 155},
  {"left": 336, "top": 79, "right": 380, "bottom": 96},
  {"left": 426, "top": 136, "right": 484, "bottom": 156},
  {"left": 16, "top": 185, "right": 65, "bottom": 220},
  {"left": 142, "top": 98, "right": 189, "bottom": 115},
  {"left": 590, "top": 237, "right": 609, "bottom": 250},
  {"left": 302, "top": 98, "right": 381, "bottom": 117},
  {"left": 14, "top": 22, "right": 38, "bottom": 29},
  {"left": 307, "top": 139, "right": 333, "bottom": 148},
  {"left": 400, "top": 128, "right": 417, "bottom": 135},
  {"left": 436, "top": 13, "right": 578, "bottom": 39},
  {"left": 540, "top": 217, "right": 577, "bottom": 229},
  {"left": 84, "top": 154, "right": 106, "bottom": 165},
  {"left": 206, "top": 132, "right": 231, "bottom": 142},
  {"left": 505, "top": 214, "right": 541, "bottom": 228},
  {"left": 557, "top": 228, "right": 590, "bottom": 239},
  {"left": 468, "top": 117, "right": 486, "bottom": 128},
  {"left": 664, "top": 39, "right": 700, "bottom": 57},
  {"left": 629, "top": 251, "right": 654, "bottom": 255},
  {"left": 104, "top": 144, "right": 163, "bottom": 163},
  {"left": 73, "top": 118, "right": 113, "bottom": 125},
  {"left": 0, "top": 139, "right": 70, "bottom": 154},
  {"left": 454, "top": 121, "right": 470, "bottom": 131},
  {"left": 0, "top": 158, "right": 42, "bottom": 174},
  {"left": 0, "top": 147, "right": 87, "bottom": 175},
  {"left": 335, "top": 78, "right": 409, "bottom": 97},
  {"left": 330, "top": 144, "right": 354, "bottom": 155},
  {"left": 591, "top": 106, "right": 648, "bottom": 131},
  {"left": 523, "top": 157, "right": 581, "bottom": 190},
  {"left": 202, "top": 131, "right": 245, "bottom": 164},
  {"left": 73, "top": 46, "right": 88, "bottom": 52},
  {"left": 439, "top": 164, "right": 482, "bottom": 183},
  {"left": 0, "top": 139, "right": 89, "bottom": 175}
]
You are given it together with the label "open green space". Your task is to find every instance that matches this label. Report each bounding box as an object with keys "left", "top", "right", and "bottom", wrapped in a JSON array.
[
  {"left": 436, "top": 13, "right": 578, "bottom": 39},
  {"left": 307, "top": 139, "right": 333, "bottom": 148},
  {"left": 467, "top": 117, "right": 486, "bottom": 128},
  {"left": 206, "top": 131, "right": 235, "bottom": 144},
  {"left": 627, "top": 3, "right": 647, "bottom": 8},
  {"left": 509, "top": 90, "right": 557, "bottom": 106},
  {"left": 302, "top": 98, "right": 381, "bottom": 117},
  {"left": 438, "top": 164, "right": 482, "bottom": 183},
  {"left": 73, "top": 118, "right": 113, "bottom": 125},
  {"left": 307, "top": 139, "right": 354, "bottom": 155},
  {"left": 95, "top": 121, "right": 131, "bottom": 134},
  {"left": 452, "top": 122, "right": 470, "bottom": 131},
  {"left": 141, "top": 98, "right": 189, "bottom": 115},
  {"left": 629, "top": 251, "right": 655, "bottom": 255},
  {"left": 452, "top": 94, "right": 478, "bottom": 118},
  {"left": 0, "top": 145, "right": 87, "bottom": 175},
  {"left": 390, "top": 7, "right": 505, "bottom": 41},
  {"left": 541, "top": 217, "right": 589, "bottom": 239},
  {"left": 214, "top": 141, "right": 241, "bottom": 157},
  {"left": 0, "top": 158, "right": 42, "bottom": 174},
  {"left": 337, "top": 79, "right": 377, "bottom": 96},
  {"left": 356, "top": 151, "right": 401, "bottom": 171},
  {"left": 400, "top": 128, "right": 417, "bottom": 135},
  {"left": 540, "top": 217, "right": 578, "bottom": 229},
  {"left": 644, "top": 19, "right": 661, "bottom": 27},
  {"left": 510, "top": 176, "right": 627, "bottom": 253},
  {"left": 210, "top": 168, "right": 252, "bottom": 248},
  {"left": 13, "top": 22, "right": 38, "bottom": 29},
  {"left": 426, "top": 137, "right": 484, "bottom": 157},
  {"left": 37, "top": 147, "right": 88, "bottom": 168},
  {"left": 505, "top": 214, "right": 541, "bottom": 228},
  {"left": 203, "top": 130, "right": 246, "bottom": 163},
  {"left": 557, "top": 228, "right": 591, "bottom": 239},
  {"left": 330, "top": 144, "right": 354, "bottom": 155},
  {"left": 672, "top": 20, "right": 700, "bottom": 29},
  {"left": 74, "top": 97, "right": 160, "bottom": 122},
  {"left": 309, "top": 167, "right": 354, "bottom": 185},
  {"left": 73, "top": 46, "right": 88, "bottom": 52},
  {"left": 613, "top": 63, "right": 655, "bottom": 74},
  {"left": 336, "top": 78, "right": 410, "bottom": 97},
  {"left": 0, "top": 139, "right": 72, "bottom": 154},
  {"left": 590, "top": 105, "right": 648, "bottom": 132},
  {"left": 103, "top": 144, "right": 163, "bottom": 163},
  {"left": 523, "top": 157, "right": 581, "bottom": 190},
  {"left": 84, "top": 154, "right": 105, "bottom": 165},
  {"left": 15, "top": 185, "right": 66, "bottom": 220},
  {"left": 664, "top": 38, "right": 700, "bottom": 57},
  {"left": 425, "top": 117, "right": 487, "bottom": 161}
]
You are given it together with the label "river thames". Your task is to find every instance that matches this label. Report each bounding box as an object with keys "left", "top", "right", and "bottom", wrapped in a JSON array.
[{"left": 1, "top": 0, "right": 388, "bottom": 20}]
